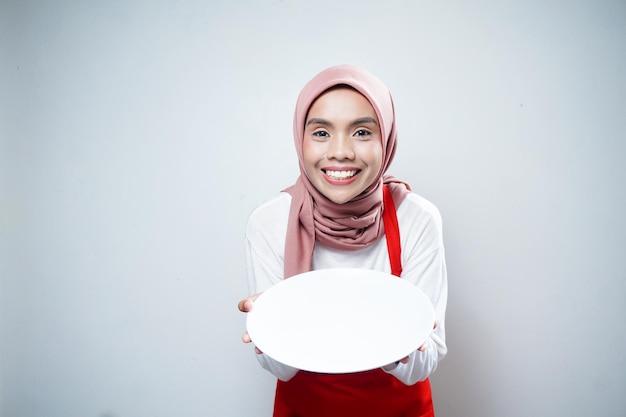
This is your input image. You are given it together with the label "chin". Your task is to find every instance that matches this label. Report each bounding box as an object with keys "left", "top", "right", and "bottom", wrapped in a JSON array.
[
  {"left": 314, "top": 181, "right": 361, "bottom": 204},
  {"left": 324, "top": 192, "right": 357, "bottom": 205}
]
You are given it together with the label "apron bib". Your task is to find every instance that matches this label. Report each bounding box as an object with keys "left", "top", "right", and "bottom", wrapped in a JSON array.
[{"left": 273, "top": 186, "right": 434, "bottom": 417}]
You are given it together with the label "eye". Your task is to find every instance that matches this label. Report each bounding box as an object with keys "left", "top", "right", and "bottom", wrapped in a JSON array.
[
  {"left": 312, "top": 130, "right": 329, "bottom": 138},
  {"left": 354, "top": 129, "right": 372, "bottom": 138}
]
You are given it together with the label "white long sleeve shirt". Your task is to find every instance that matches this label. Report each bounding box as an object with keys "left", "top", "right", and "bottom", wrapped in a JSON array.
[{"left": 245, "top": 191, "right": 448, "bottom": 385}]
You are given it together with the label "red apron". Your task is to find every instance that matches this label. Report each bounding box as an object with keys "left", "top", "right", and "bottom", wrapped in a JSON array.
[{"left": 273, "top": 186, "right": 434, "bottom": 417}]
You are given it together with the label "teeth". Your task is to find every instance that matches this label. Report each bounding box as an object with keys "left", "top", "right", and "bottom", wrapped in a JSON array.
[{"left": 326, "top": 170, "right": 357, "bottom": 179}]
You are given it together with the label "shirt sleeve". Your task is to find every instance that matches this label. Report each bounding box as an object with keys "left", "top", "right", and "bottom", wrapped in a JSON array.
[{"left": 382, "top": 195, "right": 448, "bottom": 385}]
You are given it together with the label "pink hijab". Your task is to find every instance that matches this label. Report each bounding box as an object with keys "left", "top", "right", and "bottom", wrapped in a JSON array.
[{"left": 283, "top": 65, "right": 411, "bottom": 278}]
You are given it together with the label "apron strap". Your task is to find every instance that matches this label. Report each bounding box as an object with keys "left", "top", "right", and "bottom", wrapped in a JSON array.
[{"left": 382, "top": 185, "right": 402, "bottom": 277}]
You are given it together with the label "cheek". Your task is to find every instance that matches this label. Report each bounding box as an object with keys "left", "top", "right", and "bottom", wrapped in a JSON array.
[
  {"left": 301, "top": 139, "right": 319, "bottom": 174},
  {"left": 366, "top": 142, "right": 384, "bottom": 173}
]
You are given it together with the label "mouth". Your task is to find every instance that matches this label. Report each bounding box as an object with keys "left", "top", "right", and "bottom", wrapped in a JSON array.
[{"left": 323, "top": 169, "right": 360, "bottom": 181}]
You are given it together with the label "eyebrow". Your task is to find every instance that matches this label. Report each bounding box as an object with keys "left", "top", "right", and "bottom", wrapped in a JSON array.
[
  {"left": 305, "top": 117, "right": 379, "bottom": 127},
  {"left": 306, "top": 118, "right": 332, "bottom": 127},
  {"left": 351, "top": 117, "right": 378, "bottom": 126}
]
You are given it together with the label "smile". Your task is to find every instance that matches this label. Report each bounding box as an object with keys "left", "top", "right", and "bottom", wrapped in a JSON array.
[{"left": 324, "top": 169, "right": 359, "bottom": 180}]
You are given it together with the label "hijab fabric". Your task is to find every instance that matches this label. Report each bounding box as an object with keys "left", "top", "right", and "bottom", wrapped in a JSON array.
[{"left": 283, "top": 65, "right": 411, "bottom": 278}]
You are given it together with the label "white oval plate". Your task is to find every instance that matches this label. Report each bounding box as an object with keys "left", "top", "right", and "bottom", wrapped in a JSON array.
[{"left": 246, "top": 268, "right": 435, "bottom": 374}]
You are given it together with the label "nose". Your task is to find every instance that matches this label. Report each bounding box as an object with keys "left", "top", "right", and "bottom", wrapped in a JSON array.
[{"left": 326, "top": 134, "right": 355, "bottom": 161}]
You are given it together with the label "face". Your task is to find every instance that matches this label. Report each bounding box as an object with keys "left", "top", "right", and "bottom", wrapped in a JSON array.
[{"left": 302, "top": 87, "right": 383, "bottom": 204}]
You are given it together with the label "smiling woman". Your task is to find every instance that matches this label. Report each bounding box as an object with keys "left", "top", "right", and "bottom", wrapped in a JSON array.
[{"left": 238, "top": 65, "right": 448, "bottom": 417}]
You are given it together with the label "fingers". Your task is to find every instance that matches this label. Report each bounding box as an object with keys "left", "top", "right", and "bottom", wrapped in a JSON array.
[
  {"left": 414, "top": 322, "right": 437, "bottom": 352},
  {"left": 242, "top": 331, "right": 263, "bottom": 354},
  {"left": 237, "top": 293, "right": 261, "bottom": 312},
  {"left": 239, "top": 294, "right": 264, "bottom": 354},
  {"left": 237, "top": 299, "right": 250, "bottom": 312},
  {"left": 389, "top": 322, "right": 439, "bottom": 365}
]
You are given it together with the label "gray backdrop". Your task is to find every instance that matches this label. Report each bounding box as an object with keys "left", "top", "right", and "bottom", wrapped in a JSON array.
[{"left": 1, "top": 1, "right": 625, "bottom": 416}]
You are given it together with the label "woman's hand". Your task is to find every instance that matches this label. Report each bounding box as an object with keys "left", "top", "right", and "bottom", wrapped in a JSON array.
[
  {"left": 238, "top": 293, "right": 263, "bottom": 354},
  {"left": 389, "top": 321, "right": 437, "bottom": 368},
  {"left": 417, "top": 321, "right": 438, "bottom": 352}
]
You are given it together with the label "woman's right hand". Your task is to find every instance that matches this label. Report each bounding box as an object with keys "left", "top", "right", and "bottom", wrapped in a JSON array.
[{"left": 238, "top": 293, "right": 263, "bottom": 354}]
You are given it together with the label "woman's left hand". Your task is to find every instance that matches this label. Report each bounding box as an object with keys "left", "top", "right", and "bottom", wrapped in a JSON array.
[
  {"left": 416, "top": 321, "right": 437, "bottom": 352},
  {"left": 395, "top": 321, "right": 437, "bottom": 365},
  {"left": 238, "top": 293, "right": 263, "bottom": 354}
]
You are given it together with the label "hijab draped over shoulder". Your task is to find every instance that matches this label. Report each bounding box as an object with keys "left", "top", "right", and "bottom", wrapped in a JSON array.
[{"left": 283, "top": 65, "right": 411, "bottom": 278}]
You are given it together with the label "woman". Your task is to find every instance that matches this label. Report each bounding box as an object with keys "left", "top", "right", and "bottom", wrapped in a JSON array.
[{"left": 238, "top": 65, "right": 448, "bottom": 417}]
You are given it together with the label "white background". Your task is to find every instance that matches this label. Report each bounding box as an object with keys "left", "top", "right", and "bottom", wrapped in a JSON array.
[{"left": 1, "top": 1, "right": 625, "bottom": 416}]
